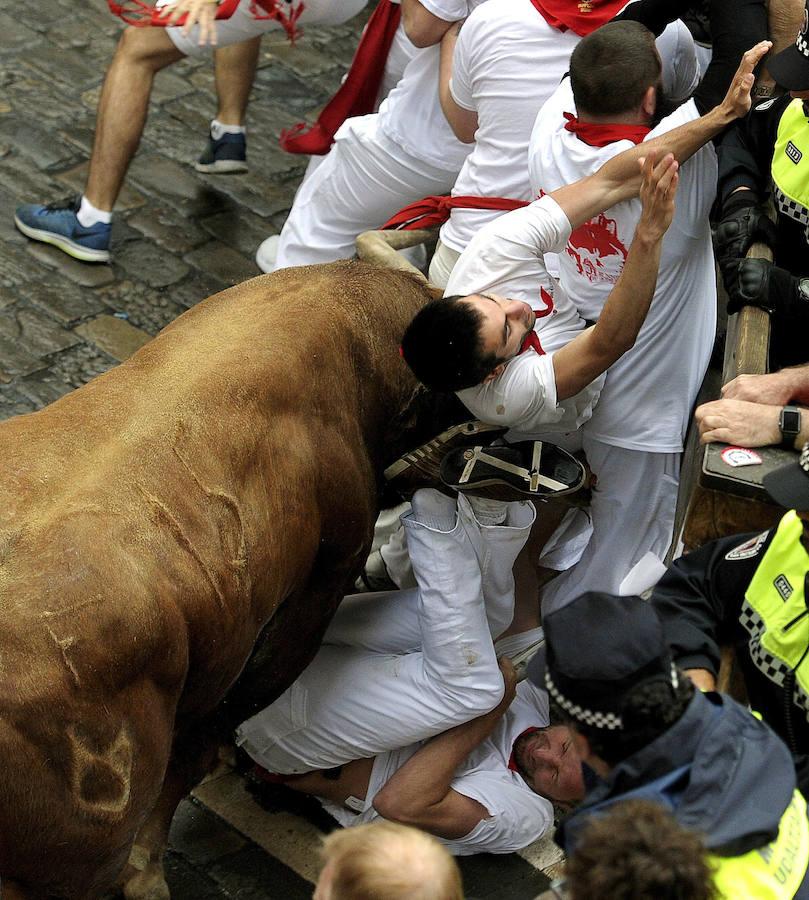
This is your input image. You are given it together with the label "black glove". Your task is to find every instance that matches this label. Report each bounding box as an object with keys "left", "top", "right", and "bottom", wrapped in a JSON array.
[
  {"left": 726, "top": 258, "right": 804, "bottom": 317},
  {"left": 714, "top": 197, "right": 777, "bottom": 277}
]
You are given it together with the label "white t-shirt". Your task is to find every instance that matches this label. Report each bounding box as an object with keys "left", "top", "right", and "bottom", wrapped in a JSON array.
[
  {"left": 528, "top": 77, "right": 716, "bottom": 452},
  {"left": 377, "top": 0, "right": 489, "bottom": 171},
  {"left": 439, "top": 0, "right": 580, "bottom": 253},
  {"left": 446, "top": 194, "right": 603, "bottom": 435},
  {"left": 323, "top": 681, "right": 554, "bottom": 855}
]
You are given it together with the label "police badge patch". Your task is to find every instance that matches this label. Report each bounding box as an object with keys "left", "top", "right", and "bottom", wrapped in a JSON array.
[
  {"left": 725, "top": 531, "right": 769, "bottom": 561},
  {"left": 774, "top": 574, "right": 794, "bottom": 600}
]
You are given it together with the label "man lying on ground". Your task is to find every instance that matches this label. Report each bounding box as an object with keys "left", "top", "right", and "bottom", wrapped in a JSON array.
[{"left": 236, "top": 490, "right": 585, "bottom": 854}]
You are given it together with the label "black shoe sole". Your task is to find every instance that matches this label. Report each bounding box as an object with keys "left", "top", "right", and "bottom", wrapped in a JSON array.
[{"left": 440, "top": 440, "right": 586, "bottom": 501}]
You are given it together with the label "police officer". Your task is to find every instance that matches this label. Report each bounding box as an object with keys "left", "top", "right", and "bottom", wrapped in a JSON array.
[
  {"left": 650, "top": 442, "right": 809, "bottom": 794},
  {"left": 528, "top": 588, "right": 809, "bottom": 898},
  {"left": 715, "top": 2, "right": 809, "bottom": 367}
]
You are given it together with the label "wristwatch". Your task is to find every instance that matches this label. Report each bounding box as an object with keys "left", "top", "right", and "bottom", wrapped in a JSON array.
[{"left": 779, "top": 405, "right": 802, "bottom": 450}]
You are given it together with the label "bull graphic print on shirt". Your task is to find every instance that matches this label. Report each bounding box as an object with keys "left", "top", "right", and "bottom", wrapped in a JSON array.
[{"left": 566, "top": 213, "right": 628, "bottom": 284}]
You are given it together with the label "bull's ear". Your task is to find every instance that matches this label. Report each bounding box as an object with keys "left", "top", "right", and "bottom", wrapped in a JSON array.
[{"left": 426, "top": 284, "right": 445, "bottom": 301}]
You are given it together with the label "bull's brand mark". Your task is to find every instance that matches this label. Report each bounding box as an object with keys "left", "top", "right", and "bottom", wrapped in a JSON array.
[
  {"left": 786, "top": 141, "right": 803, "bottom": 165},
  {"left": 567, "top": 213, "right": 628, "bottom": 284},
  {"left": 774, "top": 574, "right": 794, "bottom": 600}
]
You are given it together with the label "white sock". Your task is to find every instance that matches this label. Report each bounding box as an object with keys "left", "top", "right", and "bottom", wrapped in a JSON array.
[
  {"left": 410, "top": 488, "right": 457, "bottom": 531},
  {"left": 468, "top": 495, "right": 508, "bottom": 525},
  {"left": 211, "top": 119, "right": 247, "bottom": 140},
  {"left": 77, "top": 196, "right": 112, "bottom": 228}
]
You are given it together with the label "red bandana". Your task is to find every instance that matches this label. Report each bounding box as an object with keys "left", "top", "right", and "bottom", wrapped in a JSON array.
[
  {"left": 508, "top": 727, "right": 543, "bottom": 772},
  {"left": 280, "top": 0, "right": 401, "bottom": 154},
  {"left": 382, "top": 195, "right": 529, "bottom": 231},
  {"left": 520, "top": 330, "right": 544, "bottom": 356},
  {"left": 563, "top": 112, "right": 651, "bottom": 148},
  {"left": 528, "top": 0, "right": 627, "bottom": 36},
  {"left": 519, "top": 287, "right": 555, "bottom": 356}
]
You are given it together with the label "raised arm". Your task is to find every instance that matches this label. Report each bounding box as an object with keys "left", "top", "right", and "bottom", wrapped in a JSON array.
[
  {"left": 552, "top": 152, "right": 677, "bottom": 402},
  {"left": 551, "top": 40, "right": 771, "bottom": 231},
  {"left": 439, "top": 21, "right": 478, "bottom": 143}
]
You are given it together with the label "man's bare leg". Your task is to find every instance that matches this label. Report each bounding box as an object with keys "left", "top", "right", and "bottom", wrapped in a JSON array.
[
  {"left": 213, "top": 36, "right": 261, "bottom": 125},
  {"left": 84, "top": 27, "right": 185, "bottom": 212},
  {"left": 284, "top": 757, "right": 376, "bottom": 808}
]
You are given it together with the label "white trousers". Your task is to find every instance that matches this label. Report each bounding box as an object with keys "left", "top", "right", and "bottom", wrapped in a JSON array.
[
  {"left": 539, "top": 436, "right": 680, "bottom": 615},
  {"left": 236, "top": 496, "right": 535, "bottom": 774},
  {"left": 273, "top": 114, "right": 460, "bottom": 269},
  {"left": 167, "top": 0, "right": 369, "bottom": 55}
]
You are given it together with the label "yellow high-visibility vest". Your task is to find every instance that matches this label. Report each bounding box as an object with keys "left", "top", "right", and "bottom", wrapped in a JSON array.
[
  {"left": 711, "top": 789, "right": 809, "bottom": 898},
  {"left": 742, "top": 510, "right": 809, "bottom": 722},
  {"left": 771, "top": 99, "right": 809, "bottom": 234}
]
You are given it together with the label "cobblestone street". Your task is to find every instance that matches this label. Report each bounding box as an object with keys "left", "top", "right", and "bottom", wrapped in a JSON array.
[
  {"left": 0, "top": 2, "right": 557, "bottom": 896},
  {"left": 0, "top": 0, "right": 362, "bottom": 419}
]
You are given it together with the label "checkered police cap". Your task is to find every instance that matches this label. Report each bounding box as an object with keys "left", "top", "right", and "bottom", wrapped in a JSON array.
[{"left": 528, "top": 591, "right": 678, "bottom": 731}]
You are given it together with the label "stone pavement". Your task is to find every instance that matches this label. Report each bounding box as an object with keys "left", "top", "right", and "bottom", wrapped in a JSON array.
[
  {"left": 0, "top": 2, "right": 560, "bottom": 896},
  {"left": 0, "top": 0, "right": 362, "bottom": 419}
]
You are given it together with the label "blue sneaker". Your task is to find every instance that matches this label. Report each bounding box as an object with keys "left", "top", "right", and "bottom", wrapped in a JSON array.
[
  {"left": 14, "top": 196, "right": 111, "bottom": 263},
  {"left": 195, "top": 130, "right": 248, "bottom": 174}
]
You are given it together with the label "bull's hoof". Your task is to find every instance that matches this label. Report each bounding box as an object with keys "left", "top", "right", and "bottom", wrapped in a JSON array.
[{"left": 122, "top": 866, "right": 170, "bottom": 900}]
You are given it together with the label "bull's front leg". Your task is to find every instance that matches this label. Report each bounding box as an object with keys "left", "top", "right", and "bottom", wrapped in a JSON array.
[{"left": 118, "top": 730, "right": 220, "bottom": 900}]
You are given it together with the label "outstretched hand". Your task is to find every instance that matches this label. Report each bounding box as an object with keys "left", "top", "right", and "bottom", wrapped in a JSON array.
[
  {"left": 156, "top": 0, "right": 219, "bottom": 45},
  {"left": 636, "top": 151, "right": 678, "bottom": 242},
  {"left": 720, "top": 41, "right": 772, "bottom": 120}
]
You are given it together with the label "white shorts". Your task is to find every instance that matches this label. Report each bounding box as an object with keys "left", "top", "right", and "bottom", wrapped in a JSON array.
[{"left": 167, "top": 0, "right": 368, "bottom": 56}]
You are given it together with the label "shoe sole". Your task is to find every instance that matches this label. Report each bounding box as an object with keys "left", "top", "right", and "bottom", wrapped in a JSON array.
[
  {"left": 441, "top": 441, "right": 586, "bottom": 501},
  {"left": 14, "top": 216, "right": 110, "bottom": 263},
  {"left": 194, "top": 160, "right": 249, "bottom": 174},
  {"left": 384, "top": 420, "right": 507, "bottom": 481}
]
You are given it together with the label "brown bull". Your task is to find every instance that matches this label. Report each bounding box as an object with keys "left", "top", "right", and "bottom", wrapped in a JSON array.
[{"left": 0, "top": 261, "right": 435, "bottom": 899}]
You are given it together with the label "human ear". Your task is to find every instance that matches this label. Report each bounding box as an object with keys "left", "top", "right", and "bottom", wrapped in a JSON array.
[{"left": 642, "top": 84, "right": 656, "bottom": 119}]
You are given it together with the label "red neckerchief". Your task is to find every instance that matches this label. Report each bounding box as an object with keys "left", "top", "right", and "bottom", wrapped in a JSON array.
[
  {"left": 520, "top": 330, "right": 544, "bottom": 356},
  {"left": 382, "top": 195, "right": 529, "bottom": 231},
  {"left": 519, "top": 287, "right": 555, "bottom": 356},
  {"left": 563, "top": 112, "right": 651, "bottom": 148},
  {"left": 508, "top": 727, "right": 543, "bottom": 772},
  {"left": 528, "top": 0, "right": 627, "bottom": 36}
]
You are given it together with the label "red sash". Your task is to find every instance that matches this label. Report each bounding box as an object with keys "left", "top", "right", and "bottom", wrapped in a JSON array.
[
  {"left": 563, "top": 112, "right": 651, "bottom": 147},
  {"left": 382, "top": 195, "right": 529, "bottom": 231},
  {"left": 280, "top": 0, "right": 402, "bottom": 155},
  {"left": 528, "top": 0, "right": 627, "bottom": 36}
]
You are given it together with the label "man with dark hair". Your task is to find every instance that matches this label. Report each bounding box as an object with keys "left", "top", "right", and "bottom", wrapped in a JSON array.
[
  {"left": 524, "top": 6, "right": 768, "bottom": 609},
  {"left": 527, "top": 591, "right": 809, "bottom": 898},
  {"left": 400, "top": 41, "right": 766, "bottom": 418},
  {"left": 650, "top": 442, "right": 809, "bottom": 794},
  {"left": 568, "top": 20, "right": 663, "bottom": 118}
]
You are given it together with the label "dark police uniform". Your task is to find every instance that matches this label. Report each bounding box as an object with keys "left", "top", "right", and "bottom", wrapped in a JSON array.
[{"left": 651, "top": 510, "right": 809, "bottom": 793}]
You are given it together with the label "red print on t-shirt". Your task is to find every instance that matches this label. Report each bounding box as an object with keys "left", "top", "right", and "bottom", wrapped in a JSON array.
[{"left": 566, "top": 213, "right": 628, "bottom": 284}]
